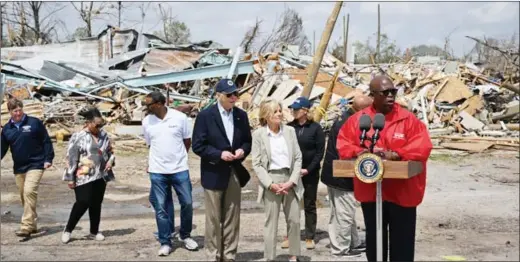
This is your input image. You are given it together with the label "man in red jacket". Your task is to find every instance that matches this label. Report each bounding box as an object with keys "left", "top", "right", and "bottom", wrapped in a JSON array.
[{"left": 336, "top": 75, "right": 433, "bottom": 262}]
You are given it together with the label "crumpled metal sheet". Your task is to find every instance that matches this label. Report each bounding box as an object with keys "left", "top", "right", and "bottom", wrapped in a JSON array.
[{"left": 142, "top": 49, "right": 203, "bottom": 73}]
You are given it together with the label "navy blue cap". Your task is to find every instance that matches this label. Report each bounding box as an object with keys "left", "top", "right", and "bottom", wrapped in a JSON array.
[
  {"left": 215, "top": 79, "right": 238, "bottom": 94},
  {"left": 288, "top": 96, "right": 311, "bottom": 109}
]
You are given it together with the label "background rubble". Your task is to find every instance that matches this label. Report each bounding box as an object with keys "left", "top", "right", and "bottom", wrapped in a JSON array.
[{"left": 1, "top": 26, "right": 518, "bottom": 154}]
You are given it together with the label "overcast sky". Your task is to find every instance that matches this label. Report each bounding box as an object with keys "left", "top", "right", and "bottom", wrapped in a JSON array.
[{"left": 15, "top": 1, "right": 520, "bottom": 56}]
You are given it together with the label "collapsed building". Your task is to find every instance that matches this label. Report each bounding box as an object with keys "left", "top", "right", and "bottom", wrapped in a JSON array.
[{"left": 1, "top": 26, "right": 519, "bottom": 153}]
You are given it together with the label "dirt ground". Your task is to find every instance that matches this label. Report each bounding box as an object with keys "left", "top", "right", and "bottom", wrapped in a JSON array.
[{"left": 1, "top": 144, "right": 519, "bottom": 261}]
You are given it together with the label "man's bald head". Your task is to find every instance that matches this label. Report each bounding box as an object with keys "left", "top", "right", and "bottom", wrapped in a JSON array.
[
  {"left": 369, "top": 75, "right": 395, "bottom": 93},
  {"left": 352, "top": 95, "right": 373, "bottom": 112},
  {"left": 369, "top": 75, "right": 398, "bottom": 114}
]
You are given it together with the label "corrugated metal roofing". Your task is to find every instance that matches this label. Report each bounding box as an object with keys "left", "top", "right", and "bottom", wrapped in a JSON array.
[
  {"left": 142, "top": 49, "right": 204, "bottom": 73},
  {"left": 39, "top": 61, "right": 76, "bottom": 82}
]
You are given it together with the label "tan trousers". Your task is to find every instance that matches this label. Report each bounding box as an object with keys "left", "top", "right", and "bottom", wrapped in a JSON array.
[
  {"left": 263, "top": 170, "right": 301, "bottom": 260},
  {"left": 328, "top": 187, "right": 360, "bottom": 256},
  {"left": 14, "top": 169, "right": 44, "bottom": 232},
  {"left": 204, "top": 172, "right": 241, "bottom": 261}
]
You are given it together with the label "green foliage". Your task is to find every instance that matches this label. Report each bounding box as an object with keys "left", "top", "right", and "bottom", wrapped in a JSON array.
[
  {"left": 154, "top": 19, "right": 191, "bottom": 45},
  {"left": 69, "top": 27, "right": 89, "bottom": 41},
  {"left": 408, "top": 44, "right": 447, "bottom": 57},
  {"left": 352, "top": 34, "right": 401, "bottom": 64}
]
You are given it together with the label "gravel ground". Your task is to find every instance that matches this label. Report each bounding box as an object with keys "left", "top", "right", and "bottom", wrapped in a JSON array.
[{"left": 1, "top": 145, "right": 518, "bottom": 261}]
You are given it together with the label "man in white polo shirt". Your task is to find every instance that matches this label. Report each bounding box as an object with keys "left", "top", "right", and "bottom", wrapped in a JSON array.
[{"left": 142, "top": 91, "right": 199, "bottom": 256}]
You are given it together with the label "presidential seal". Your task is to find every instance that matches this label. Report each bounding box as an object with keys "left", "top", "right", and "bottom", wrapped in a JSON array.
[{"left": 354, "top": 153, "right": 384, "bottom": 183}]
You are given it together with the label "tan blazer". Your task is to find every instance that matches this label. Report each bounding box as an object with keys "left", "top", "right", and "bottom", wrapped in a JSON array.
[{"left": 251, "top": 125, "right": 304, "bottom": 204}]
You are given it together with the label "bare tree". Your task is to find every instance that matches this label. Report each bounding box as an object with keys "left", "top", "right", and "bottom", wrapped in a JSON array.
[
  {"left": 70, "top": 1, "right": 114, "bottom": 37},
  {"left": 2, "top": 1, "right": 65, "bottom": 46},
  {"left": 152, "top": 3, "right": 190, "bottom": 45},
  {"left": 240, "top": 18, "right": 262, "bottom": 53},
  {"left": 443, "top": 27, "right": 458, "bottom": 60},
  {"left": 351, "top": 34, "right": 401, "bottom": 64},
  {"left": 258, "top": 7, "right": 311, "bottom": 55},
  {"left": 466, "top": 34, "right": 519, "bottom": 71}
]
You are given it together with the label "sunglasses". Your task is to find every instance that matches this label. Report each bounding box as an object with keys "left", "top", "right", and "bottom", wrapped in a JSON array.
[
  {"left": 94, "top": 122, "right": 105, "bottom": 129},
  {"left": 375, "top": 89, "right": 398, "bottom": 97},
  {"left": 225, "top": 91, "right": 239, "bottom": 98},
  {"left": 144, "top": 101, "right": 158, "bottom": 108}
]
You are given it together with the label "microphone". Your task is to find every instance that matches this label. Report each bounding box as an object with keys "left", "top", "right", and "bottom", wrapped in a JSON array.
[
  {"left": 371, "top": 113, "right": 386, "bottom": 151},
  {"left": 359, "top": 114, "right": 372, "bottom": 147}
]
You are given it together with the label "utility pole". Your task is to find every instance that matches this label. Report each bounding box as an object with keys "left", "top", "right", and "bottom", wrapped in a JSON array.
[
  {"left": 375, "top": 4, "right": 381, "bottom": 64},
  {"left": 118, "top": 1, "right": 122, "bottom": 28},
  {"left": 301, "top": 1, "right": 343, "bottom": 98},
  {"left": 343, "top": 13, "right": 350, "bottom": 63},
  {"left": 313, "top": 30, "right": 316, "bottom": 56}
]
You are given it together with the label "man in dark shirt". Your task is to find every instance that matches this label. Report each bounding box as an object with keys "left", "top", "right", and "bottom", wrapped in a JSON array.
[
  {"left": 1, "top": 98, "right": 54, "bottom": 237},
  {"left": 321, "top": 95, "right": 372, "bottom": 258}
]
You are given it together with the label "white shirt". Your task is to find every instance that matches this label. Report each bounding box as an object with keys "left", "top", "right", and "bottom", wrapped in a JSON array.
[
  {"left": 217, "top": 102, "right": 234, "bottom": 145},
  {"left": 267, "top": 126, "right": 291, "bottom": 170},
  {"left": 142, "top": 108, "right": 191, "bottom": 174}
]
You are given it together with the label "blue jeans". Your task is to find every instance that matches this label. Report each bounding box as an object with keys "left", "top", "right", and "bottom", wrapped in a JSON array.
[{"left": 149, "top": 170, "right": 193, "bottom": 246}]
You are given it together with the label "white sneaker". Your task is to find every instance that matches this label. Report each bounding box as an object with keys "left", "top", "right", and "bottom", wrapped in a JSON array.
[
  {"left": 178, "top": 236, "right": 199, "bottom": 251},
  {"left": 158, "top": 245, "right": 172, "bottom": 256},
  {"left": 89, "top": 233, "right": 105, "bottom": 241},
  {"left": 61, "top": 231, "right": 71, "bottom": 244}
]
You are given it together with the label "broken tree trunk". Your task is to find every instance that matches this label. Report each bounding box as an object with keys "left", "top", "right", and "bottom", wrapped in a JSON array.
[
  {"left": 301, "top": 1, "right": 343, "bottom": 98},
  {"left": 313, "top": 63, "right": 343, "bottom": 122},
  {"left": 502, "top": 83, "right": 520, "bottom": 95}
]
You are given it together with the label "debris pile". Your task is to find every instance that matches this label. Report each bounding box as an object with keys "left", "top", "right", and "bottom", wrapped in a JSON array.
[{"left": 1, "top": 27, "right": 518, "bottom": 153}]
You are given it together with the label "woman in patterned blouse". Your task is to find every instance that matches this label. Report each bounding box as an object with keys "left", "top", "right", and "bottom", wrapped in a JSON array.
[{"left": 61, "top": 107, "right": 115, "bottom": 244}]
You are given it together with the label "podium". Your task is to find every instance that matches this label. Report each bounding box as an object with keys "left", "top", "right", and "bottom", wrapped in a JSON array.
[{"left": 333, "top": 154, "right": 423, "bottom": 261}]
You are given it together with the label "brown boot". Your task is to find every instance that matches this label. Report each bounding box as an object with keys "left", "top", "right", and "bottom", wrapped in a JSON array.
[
  {"left": 305, "top": 239, "right": 315, "bottom": 250},
  {"left": 15, "top": 229, "right": 36, "bottom": 237},
  {"left": 281, "top": 237, "right": 289, "bottom": 249}
]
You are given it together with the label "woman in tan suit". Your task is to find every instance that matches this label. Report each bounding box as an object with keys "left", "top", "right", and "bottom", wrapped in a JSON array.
[{"left": 252, "top": 99, "right": 304, "bottom": 262}]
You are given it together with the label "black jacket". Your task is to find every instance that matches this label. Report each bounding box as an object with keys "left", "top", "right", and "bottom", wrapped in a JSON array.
[
  {"left": 192, "top": 104, "right": 252, "bottom": 190},
  {"left": 321, "top": 108, "right": 355, "bottom": 191},
  {"left": 288, "top": 119, "right": 325, "bottom": 182}
]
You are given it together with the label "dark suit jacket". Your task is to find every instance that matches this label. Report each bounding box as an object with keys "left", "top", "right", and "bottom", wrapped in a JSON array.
[{"left": 192, "top": 104, "right": 252, "bottom": 190}]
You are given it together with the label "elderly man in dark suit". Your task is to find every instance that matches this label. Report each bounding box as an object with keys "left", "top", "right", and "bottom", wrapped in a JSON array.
[{"left": 192, "top": 79, "right": 252, "bottom": 262}]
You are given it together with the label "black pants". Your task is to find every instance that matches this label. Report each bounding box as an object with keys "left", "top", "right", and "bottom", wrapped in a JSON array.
[
  {"left": 65, "top": 179, "right": 107, "bottom": 234},
  {"left": 302, "top": 175, "right": 318, "bottom": 240},
  {"left": 361, "top": 201, "right": 417, "bottom": 262}
]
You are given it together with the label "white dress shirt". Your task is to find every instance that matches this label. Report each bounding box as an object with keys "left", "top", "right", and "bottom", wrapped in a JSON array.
[
  {"left": 142, "top": 108, "right": 191, "bottom": 174},
  {"left": 217, "top": 102, "right": 234, "bottom": 145},
  {"left": 267, "top": 126, "right": 291, "bottom": 170}
]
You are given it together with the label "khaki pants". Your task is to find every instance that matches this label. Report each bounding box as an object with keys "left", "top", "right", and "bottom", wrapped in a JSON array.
[
  {"left": 14, "top": 169, "right": 44, "bottom": 232},
  {"left": 204, "top": 172, "right": 241, "bottom": 261},
  {"left": 328, "top": 187, "right": 360, "bottom": 256},
  {"left": 263, "top": 169, "right": 301, "bottom": 260}
]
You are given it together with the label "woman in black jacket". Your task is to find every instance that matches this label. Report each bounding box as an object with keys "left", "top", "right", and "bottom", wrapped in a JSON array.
[{"left": 283, "top": 96, "right": 325, "bottom": 250}]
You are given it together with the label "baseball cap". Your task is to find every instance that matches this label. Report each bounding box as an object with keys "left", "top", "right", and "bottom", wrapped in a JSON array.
[
  {"left": 288, "top": 96, "right": 311, "bottom": 110},
  {"left": 215, "top": 79, "right": 238, "bottom": 94}
]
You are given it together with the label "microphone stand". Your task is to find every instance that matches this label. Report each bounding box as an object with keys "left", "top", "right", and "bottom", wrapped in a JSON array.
[{"left": 369, "top": 131, "right": 383, "bottom": 262}]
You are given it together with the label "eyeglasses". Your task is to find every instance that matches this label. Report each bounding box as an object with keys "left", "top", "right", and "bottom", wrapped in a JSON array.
[
  {"left": 94, "top": 123, "right": 105, "bottom": 129},
  {"left": 375, "top": 89, "right": 398, "bottom": 97},
  {"left": 225, "top": 91, "right": 239, "bottom": 98}
]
